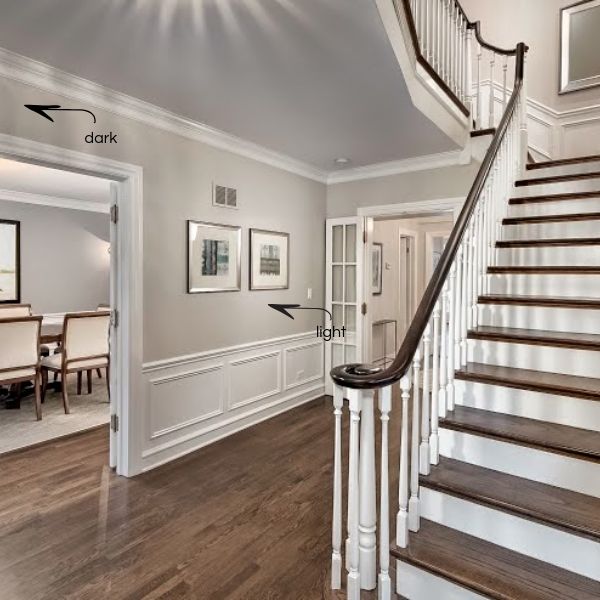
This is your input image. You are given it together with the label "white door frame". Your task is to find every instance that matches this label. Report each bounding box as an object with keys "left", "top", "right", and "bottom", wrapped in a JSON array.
[
  {"left": 358, "top": 196, "right": 463, "bottom": 367},
  {"left": 0, "top": 133, "right": 143, "bottom": 477}
]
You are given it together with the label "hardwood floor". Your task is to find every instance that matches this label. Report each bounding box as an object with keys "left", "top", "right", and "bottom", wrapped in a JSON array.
[{"left": 0, "top": 396, "right": 401, "bottom": 600}]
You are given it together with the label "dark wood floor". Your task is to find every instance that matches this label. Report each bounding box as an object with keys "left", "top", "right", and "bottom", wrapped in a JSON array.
[{"left": 0, "top": 396, "right": 401, "bottom": 600}]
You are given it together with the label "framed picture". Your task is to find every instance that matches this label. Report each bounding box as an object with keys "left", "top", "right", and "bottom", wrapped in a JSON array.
[
  {"left": 187, "top": 220, "right": 241, "bottom": 293},
  {"left": 249, "top": 229, "right": 289, "bottom": 290},
  {"left": 0, "top": 219, "right": 20, "bottom": 304},
  {"left": 560, "top": 0, "right": 600, "bottom": 93},
  {"left": 372, "top": 242, "right": 382, "bottom": 296}
]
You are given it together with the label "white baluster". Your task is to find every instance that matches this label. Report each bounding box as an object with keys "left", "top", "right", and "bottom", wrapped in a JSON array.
[
  {"left": 466, "top": 26, "right": 474, "bottom": 124},
  {"left": 396, "top": 374, "right": 411, "bottom": 548},
  {"left": 453, "top": 244, "right": 462, "bottom": 371},
  {"left": 489, "top": 52, "right": 496, "bottom": 128},
  {"left": 409, "top": 347, "right": 421, "bottom": 532},
  {"left": 466, "top": 222, "right": 474, "bottom": 333},
  {"left": 460, "top": 237, "right": 469, "bottom": 367},
  {"left": 424, "top": 0, "right": 430, "bottom": 61},
  {"left": 331, "top": 385, "right": 344, "bottom": 590},
  {"left": 520, "top": 52, "right": 529, "bottom": 174},
  {"left": 476, "top": 41, "right": 482, "bottom": 128},
  {"left": 430, "top": 301, "right": 441, "bottom": 464},
  {"left": 378, "top": 386, "right": 392, "bottom": 600},
  {"left": 452, "top": 4, "right": 458, "bottom": 94},
  {"left": 459, "top": 15, "right": 465, "bottom": 101},
  {"left": 447, "top": 262, "right": 456, "bottom": 412},
  {"left": 359, "top": 389, "right": 377, "bottom": 590},
  {"left": 420, "top": 323, "right": 431, "bottom": 476},
  {"left": 502, "top": 55, "right": 509, "bottom": 112},
  {"left": 439, "top": 283, "right": 448, "bottom": 421},
  {"left": 346, "top": 389, "right": 362, "bottom": 600}
]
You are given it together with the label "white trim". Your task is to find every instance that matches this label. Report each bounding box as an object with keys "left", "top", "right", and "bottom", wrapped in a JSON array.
[
  {"left": 0, "top": 188, "right": 109, "bottom": 213},
  {"left": 357, "top": 196, "right": 464, "bottom": 219}
]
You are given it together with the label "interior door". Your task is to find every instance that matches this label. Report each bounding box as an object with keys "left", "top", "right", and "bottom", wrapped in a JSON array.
[
  {"left": 108, "top": 183, "right": 119, "bottom": 469},
  {"left": 325, "top": 217, "right": 365, "bottom": 395},
  {"left": 399, "top": 235, "right": 415, "bottom": 337}
]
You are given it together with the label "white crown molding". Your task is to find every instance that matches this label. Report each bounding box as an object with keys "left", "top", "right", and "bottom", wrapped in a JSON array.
[{"left": 0, "top": 187, "right": 109, "bottom": 213}]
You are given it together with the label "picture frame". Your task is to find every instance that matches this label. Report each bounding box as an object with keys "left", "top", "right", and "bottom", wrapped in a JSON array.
[
  {"left": 560, "top": 0, "right": 600, "bottom": 94},
  {"left": 0, "top": 219, "right": 21, "bottom": 304},
  {"left": 372, "top": 242, "right": 383, "bottom": 296},
  {"left": 249, "top": 228, "right": 289, "bottom": 290},
  {"left": 187, "top": 220, "right": 241, "bottom": 293}
]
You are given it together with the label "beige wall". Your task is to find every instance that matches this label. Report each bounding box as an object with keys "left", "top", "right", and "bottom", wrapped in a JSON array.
[
  {"left": 0, "top": 77, "right": 326, "bottom": 362},
  {"left": 461, "top": 0, "right": 600, "bottom": 112}
]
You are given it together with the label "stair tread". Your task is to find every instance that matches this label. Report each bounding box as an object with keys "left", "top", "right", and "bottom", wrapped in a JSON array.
[
  {"left": 509, "top": 191, "right": 600, "bottom": 204},
  {"left": 478, "top": 294, "right": 600, "bottom": 308},
  {"left": 527, "top": 155, "right": 600, "bottom": 170},
  {"left": 391, "top": 519, "right": 600, "bottom": 600},
  {"left": 488, "top": 266, "right": 600, "bottom": 274},
  {"left": 468, "top": 325, "right": 600, "bottom": 350},
  {"left": 503, "top": 212, "right": 600, "bottom": 224},
  {"left": 440, "top": 406, "right": 600, "bottom": 461},
  {"left": 422, "top": 457, "right": 600, "bottom": 540},
  {"left": 516, "top": 172, "right": 600, "bottom": 186},
  {"left": 456, "top": 361, "right": 600, "bottom": 400},
  {"left": 497, "top": 237, "right": 600, "bottom": 247}
]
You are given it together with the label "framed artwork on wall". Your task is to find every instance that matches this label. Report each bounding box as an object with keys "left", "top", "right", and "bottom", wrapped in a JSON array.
[
  {"left": 0, "top": 219, "right": 21, "bottom": 304},
  {"left": 187, "top": 220, "right": 241, "bottom": 293},
  {"left": 372, "top": 242, "right": 382, "bottom": 296},
  {"left": 249, "top": 229, "right": 289, "bottom": 290},
  {"left": 560, "top": 0, "right": 600, "bottom": 93}
]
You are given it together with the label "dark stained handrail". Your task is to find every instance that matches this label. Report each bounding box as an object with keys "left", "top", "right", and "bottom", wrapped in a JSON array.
[{"left": 331, "top": 41, "right": 527, "bottom": 390}]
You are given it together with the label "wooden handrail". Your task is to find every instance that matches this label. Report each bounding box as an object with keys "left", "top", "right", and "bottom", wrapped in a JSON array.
[{"left": 331, "top": 41, "right": 527, "bottom": 390}]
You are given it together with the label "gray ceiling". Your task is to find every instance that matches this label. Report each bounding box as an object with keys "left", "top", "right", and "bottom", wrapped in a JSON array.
[{"left": 0, "top": 0, "right": 455, "bottom": 171}]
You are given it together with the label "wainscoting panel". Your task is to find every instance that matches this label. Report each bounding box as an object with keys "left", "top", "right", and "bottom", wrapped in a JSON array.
[{"left": 141, "top": 332, "right": 325, "bottom": 471}]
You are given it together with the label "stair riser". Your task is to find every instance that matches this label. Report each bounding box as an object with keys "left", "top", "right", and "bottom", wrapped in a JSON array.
[
  {"left": 497, "top": 245, "right": 600, "bottom": 266},
  {"left": 454, "top": 379, "right": 600, "bottom": 432},
  {"left": 439, "top": 427, "right": 600, "bottom": 497},
  {"left": 508, "top": 198, "right": 600, "bottom": 218},
  {"left": 395, "top": 561, "right": 487, "bottom": 600},
  {"left": 478, "top": 304, "right": 600, "bottom": 335},
  {"left": 421, "top": 487, "right": 600, "bottom": 581},
  {"left": 503, "top": 220, "right": 600, "bottom": 239},
  {"left": 468, "top": 339, "right": 600, "bottom": 378},
  {"left": 489, "top": 273, "right": 600, "bottom": 297},
  {"left": 525, "top": 162, "right": 600, "bottom": 178},
  {"left": 512, "top": 178, "right": 600, "bottom": 198}
]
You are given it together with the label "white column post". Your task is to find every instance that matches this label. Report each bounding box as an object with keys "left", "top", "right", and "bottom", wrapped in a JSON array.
[
  {"left": 409, "top": 347, "right": 421, "bottom": 532},
  {"left": 378, "top": 386, "right": 392, "bottom": 600},
  {"left": 331, "top": 385, "right": 344, "bottom": 590},
  {"left": 430, "top": 301, "right": 441, "bottom": 464},
  {"left": 420, "top": 323, "right": 431, "bottom": 476},
  {"left": 396, "top": 374, "right": 411, "bottom": 548}
]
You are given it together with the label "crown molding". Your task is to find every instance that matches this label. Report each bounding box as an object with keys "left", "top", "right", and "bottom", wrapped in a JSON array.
[{"left": 0, "top": 188, "right": 109, "bottom": 213}]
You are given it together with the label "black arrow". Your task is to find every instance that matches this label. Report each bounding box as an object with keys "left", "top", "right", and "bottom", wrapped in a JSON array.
[
  {"left": 24, "top": 104, "right": 97, "bottom": 123},
  {"left": 269, "top": 303, "right": 332, "bottom": 321}
]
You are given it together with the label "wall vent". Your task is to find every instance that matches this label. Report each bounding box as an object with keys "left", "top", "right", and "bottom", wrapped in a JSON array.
[{"left": 213, "top": 183, "right": 238, "bottom": 209}]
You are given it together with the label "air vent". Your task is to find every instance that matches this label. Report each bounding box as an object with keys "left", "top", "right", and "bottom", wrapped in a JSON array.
[{"left": 213, "top": 183, "right": 238, "bottom": 209}]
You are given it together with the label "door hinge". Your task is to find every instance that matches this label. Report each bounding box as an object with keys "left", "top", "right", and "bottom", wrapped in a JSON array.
[
  {"left": 110, "top": 414, "right": 119, "bottom": 432},
  {"left": 111, "top": 309, "right": 119, "bottom": 329},
  {"left": 361, "top": 302, "right": 367, "bottom": 316},
  {"left": 110, "top": 204, "right": 119, "bottom": 224},
  {"left": 363, "top": 230, "right": 367, "bottom": 244}
]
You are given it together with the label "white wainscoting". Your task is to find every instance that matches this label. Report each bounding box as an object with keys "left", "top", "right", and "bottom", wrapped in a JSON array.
[{"left": 141, "top": 332, "right": 325, "bottom": 471}]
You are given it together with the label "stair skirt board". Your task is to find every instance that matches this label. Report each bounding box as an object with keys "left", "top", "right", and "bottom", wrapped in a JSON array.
[
  {"left": 496, "top": 245, "right": 600, "bottom": 266},
  {"left": 439, "top": 428, "right": 600, "bottom": 497},
  {"left": 396, "top": 561, "right": 489, "bottom": 600},
  {"left": 508, "top": 199, "right": 600, "bottom": 218},
  {"left": 454, "top": 380, "right": 600, "bottom": 433},
  {"left": 511, "top": 178, "right": 600, "bottom": 198},
  {"left": 477, "top": 305, "right": 600, "bottom": 336},
  {"left": 420, "top": 486, "right": 600, "bottom": 581},
  {"left": 468, "top": 339, "right": 600, "bottom": 379},
  {"left": 489, "top": 273, "right": 600, "bottom": 297},
  {"left": 502, "top": 220, "right": 600, "bottom": 239}
]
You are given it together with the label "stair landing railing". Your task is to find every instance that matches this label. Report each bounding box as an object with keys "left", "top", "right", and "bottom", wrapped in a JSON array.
[{"left": 329, "top": 2, "right": 528, "bottom": 599}]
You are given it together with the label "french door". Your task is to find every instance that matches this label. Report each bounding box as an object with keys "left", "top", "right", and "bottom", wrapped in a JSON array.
[{"left": 325, "top": 217, "right": 365, "bottom": 395}]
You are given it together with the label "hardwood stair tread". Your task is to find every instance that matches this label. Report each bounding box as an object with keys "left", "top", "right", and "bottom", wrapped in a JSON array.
[
  {"left": 478, "top": 294, "right": 600, "bottom": 308},
  {"left": 516, "top": 172, "right": 600, "bottom": 186},
  {"left": 422, "top": 457, "right": 600, "bottom": 541},
  {"left": 497, "top": 237, "right": 600, "bottom": 247},
  {"left": 527, "top": 155, "right": 600, "bottom": 170},
  {"left": 488, "top": 266, "right": 600, "bottom": 274},
  {"left": 391, "top": 519, "right": 600, "bottom": 600},
  {"left": 440, "top": 406, "right": 600, "bottom": 462},
  {"left": 503, "top": 212, "right": 600, "bottom": 224},
  {"left": 509, "top": 191, "right": 600, "bottom": 205},
  {"left": 468, "top": 325, "right": 600, "bottom": 350},
  {"left": 455, "top": 361, "right": 600, "bottom": 401}
]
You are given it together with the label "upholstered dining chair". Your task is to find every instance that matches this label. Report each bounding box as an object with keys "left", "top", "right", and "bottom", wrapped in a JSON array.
[
  {"left": 0, "top": 304, "right": 31, "bottom": 318},
  {"left": 41, "top": 311, "right": 110, "bottom": 414},
  {"left": 0, "top": 316, "right": 43, "bottom": 420}
]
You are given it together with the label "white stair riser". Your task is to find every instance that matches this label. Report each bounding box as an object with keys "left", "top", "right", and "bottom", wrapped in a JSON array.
[
  {"left": 421, "top": 487, "right": 600, "bottom": 581},
  {"left": 512, "top": 178, "right": 600, "bottom": 198},
  {"left": 503, "top": 220, "right": 600, "bottom": 239},
  {"left": 468, "top": 339, "right": 600, "bottom": 378},
  {"left": 489, "top": 273, "right": 600, "bottom": 297},
  {"left": 396, "top": 561, "right": 487, "bottom": 600},
  {"left": 524, "top": 162, "right": 600, "bottom": 178},
  {"left": 478, "top": 304, "right": 600, "bottom": 335},
  {"left": 439, "top": 428, "right": 600, "bottom": 497},
  {"left": 455, "top": 379, "right": 600, "bottom": 432},
  {"left": 508, "top": 198, "right": 600, "bottom": 218},
  {"left": 497, "top": 245, "right": 600, "bottom": 266}
]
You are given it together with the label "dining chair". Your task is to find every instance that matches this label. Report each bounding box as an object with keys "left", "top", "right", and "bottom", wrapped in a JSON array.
[
  {"left": 95, "top": 304, "right": 110, "bottom": 378},
  {"left": 0, "top": 316, "right": 43, "bottom": 420},
  {"left": 0, "top": 304, "right": 31, "bottom": 318},
  {"left": 41, "top": 311, "right": 110, "bottom": 414}
]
